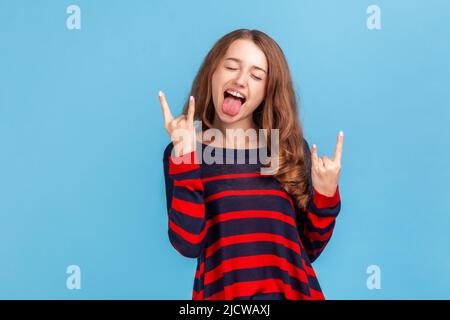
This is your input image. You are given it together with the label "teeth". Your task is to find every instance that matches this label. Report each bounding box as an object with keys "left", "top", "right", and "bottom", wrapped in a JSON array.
[{"left": 226, "top": 89, "right": 245, "bottom": 100}]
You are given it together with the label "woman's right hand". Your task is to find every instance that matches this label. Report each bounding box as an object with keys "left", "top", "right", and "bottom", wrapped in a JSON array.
[{"left": 159, "top": 91, "right": 197, "bottom": 158}]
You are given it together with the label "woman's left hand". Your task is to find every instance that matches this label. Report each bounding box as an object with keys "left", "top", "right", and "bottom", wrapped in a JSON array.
[{"left": 310, "top": 131, "right": 344, "bottom": 197}]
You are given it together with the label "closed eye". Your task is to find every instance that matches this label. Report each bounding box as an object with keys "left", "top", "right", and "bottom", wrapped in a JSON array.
[{"left": 225, "top": 67, "right": 262, "bottom": 81}]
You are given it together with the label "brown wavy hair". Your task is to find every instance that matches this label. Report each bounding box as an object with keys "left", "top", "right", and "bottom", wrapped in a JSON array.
[{"left": 180, "top": 29, "right": 312, "bottom": 210}]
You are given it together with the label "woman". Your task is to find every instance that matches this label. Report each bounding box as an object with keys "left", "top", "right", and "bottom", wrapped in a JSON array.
[{"left": 159, "top": 29, "right": 343, "bottom": 300}]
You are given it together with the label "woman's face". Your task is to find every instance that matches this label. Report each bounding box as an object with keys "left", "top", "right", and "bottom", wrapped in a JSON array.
[{"left": 211, "top": 39, "right": 268, "bottom": 129}]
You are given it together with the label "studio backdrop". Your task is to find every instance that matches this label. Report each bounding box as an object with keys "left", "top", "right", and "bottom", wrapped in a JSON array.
[{"left": 0, "top": 0, "right": 449, "bottom": 299}]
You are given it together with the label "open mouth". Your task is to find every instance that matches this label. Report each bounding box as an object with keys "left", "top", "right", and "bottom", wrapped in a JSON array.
[
  {"left": 224, "top": 90, "right": 246, "bottom": 105},
  {"left": 222, "top": 90, "right": 247, "bottom": 116}
]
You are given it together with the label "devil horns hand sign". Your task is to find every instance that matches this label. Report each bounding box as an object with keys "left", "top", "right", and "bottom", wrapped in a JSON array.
[
  {"left": 159, "top": 91, "right": 197, "bottom": 158},
  {"left": 311, "top": 131, "right": 344, "bottom": 197}
]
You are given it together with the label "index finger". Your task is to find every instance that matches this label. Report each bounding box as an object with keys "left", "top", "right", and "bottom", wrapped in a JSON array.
[
  {"left": 187, "top": 95, "right": 195, "bottom": 123},
  {"left": 158, "top": 91, "right": 173, "bottom": 126},
  {"left": 333, "top": 131, "right": 344, "bottom": 162}
]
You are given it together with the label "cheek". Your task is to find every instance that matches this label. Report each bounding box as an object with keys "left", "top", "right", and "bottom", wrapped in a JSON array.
[
  {"left": 211, "top": 75, "right": 221, "bottom": 101},
  {"left": 213, "top": 69, "right": 227, "bottom": 83},
  {"left": 250, "top": 83, "right": 266, "bottom": 103},
  {"left": 212, "top": 72, "right": 225, "bottom": 91},
  {"left": 212, "top": 73, "right": 232, "bottom": 103}
]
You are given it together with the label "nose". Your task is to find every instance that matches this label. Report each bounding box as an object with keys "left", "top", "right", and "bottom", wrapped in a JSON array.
[{"left": 234, "top": 70, "right": 248, "bottom": 88}]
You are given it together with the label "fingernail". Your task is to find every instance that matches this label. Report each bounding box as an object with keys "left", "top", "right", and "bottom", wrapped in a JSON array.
[
  {"left": 339, "top": 131, "right": 344, "bottom": 136},
  {"left": 190, "top": 96, "right": 194, "bottom": 101},
  {"left": 312, "top": 144, "right": 316, "bottom": 149},
  {"left": 158, "top": 90, "right": 163, "bottom": 97}
]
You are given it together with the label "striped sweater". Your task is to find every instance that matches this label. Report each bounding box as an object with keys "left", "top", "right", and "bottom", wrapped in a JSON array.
[{"left": 162, "top": 138, "right": 341, "bottom": 300}]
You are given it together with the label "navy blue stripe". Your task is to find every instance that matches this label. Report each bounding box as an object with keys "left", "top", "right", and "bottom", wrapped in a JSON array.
[
  {"left": 168, "top": 229, "right": 203, "bottom": 259},
  {"left": 300, "top": 236, "right": 331, "bottom": 252},
  {"left": 202, "top": 163, "right": 262, "bottom": 177},
  {"left": 169, "top": 211, "right": 204, "bottom": 235},
  {"left": 297, "top": 212, "right": 336, "bottom": 234},
  {"left": 170, "top": 168, "right": 201, "bottom": 181},
  {"left": 307, "top": 200, "right": 341, "bottom": 217},
  {"left": 206, "top": 194, "right": 294, "bottom": 217},
  {"left": 172, "top": 185, "right": 204, "bottom": 204},
  {"left": 206, "top": 197, "right": 295, "bottom": 219},
  {"left": 203, "top": 176, "right": 280, "bottom": 195},
  {"left": 307, "top": 274, "right": 322, "bottom": 292}
]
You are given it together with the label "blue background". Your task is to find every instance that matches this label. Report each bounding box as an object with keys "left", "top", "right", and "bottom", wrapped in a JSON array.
[{"left": 1, "top": 0, "right": 449, "bottom": 299}]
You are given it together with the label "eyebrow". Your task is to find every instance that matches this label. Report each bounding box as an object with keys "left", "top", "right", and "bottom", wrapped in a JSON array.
[{"left": 225, "top": 57, "right": 267, "bottom": 74}]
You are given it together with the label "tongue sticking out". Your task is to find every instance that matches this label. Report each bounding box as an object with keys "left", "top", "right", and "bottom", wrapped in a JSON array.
[{"left": 222, "top": 96, "right": 243, "bottom": 116}]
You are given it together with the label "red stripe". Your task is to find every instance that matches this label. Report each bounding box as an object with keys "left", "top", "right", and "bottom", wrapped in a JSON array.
[
  {"left": 309, "top": 287, "right": 325, "bottom": 300},
  {"left": 203, "top": 254, "right": 309, "bottom": 285},
  {"left": 306, "top": 210, "right": 336, "bottom": 229},
  {"left": 169, "top": 219, "right": 206, "bottom": 244},
  {"left": 168, "top": 151, "right": 200, "bottom": 175},
  {"left": 205, "top": 278, "right": 313, "bottom": 300},
  {"left": 174, "top": 178, "right": 204, "bottom": 191},
  {"left": 206, "top": 233, "right": 300, "bottom": 258},
  {"left": 195, "top": 262, "right": 205, "bottom": 279},
  {"left": 303, "top": 228, "right": 334, "bottom": 243},
  {"left": 312, "top": 185, "right": 340, "bottom": 208},
  {"left": 172, "top": 197, "right": 204, "bottom": 218},
  {"left": 192, "top": 289, "right": 203, "bottom": 300},
  {"left": 302, "top": 259, "right": 317, "bottom": 277},
  {"left": 205, "top": 189, "right": 294, "bottom": 208},
  {"left": 202, "top": 173, "right": 268, "bottom": 183}
]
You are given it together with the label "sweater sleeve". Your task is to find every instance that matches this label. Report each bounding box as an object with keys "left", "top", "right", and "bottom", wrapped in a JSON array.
[
  {"left": 296, "top": 138, "right": 341, "bottom": 263},
  {"left": 162, "top": 142, "right": 207, "bottom": 258}
]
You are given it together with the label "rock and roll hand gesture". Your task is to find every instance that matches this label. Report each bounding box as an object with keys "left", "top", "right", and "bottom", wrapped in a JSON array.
[{"left": 310, "top": 132, "right": 344, "bottom": 197}]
